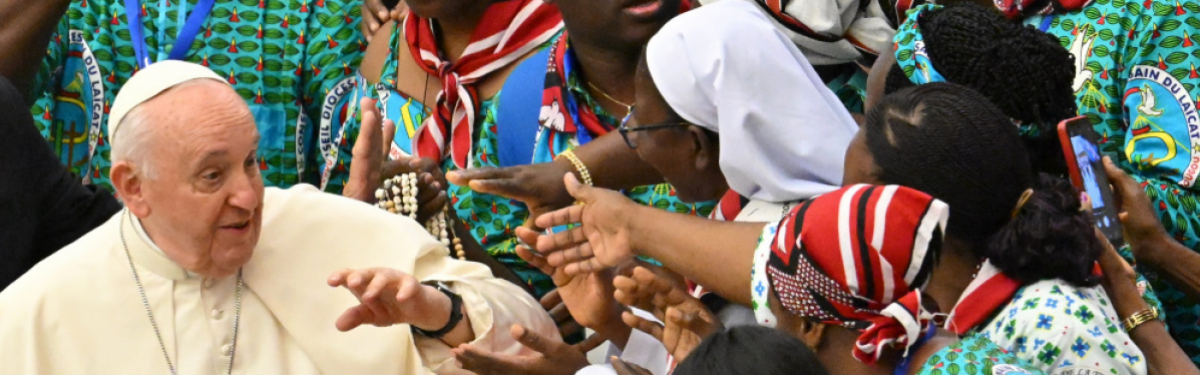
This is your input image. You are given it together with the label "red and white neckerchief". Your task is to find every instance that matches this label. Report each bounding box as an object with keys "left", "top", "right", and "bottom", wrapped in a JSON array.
[
  {"left": 405, "top": 0, "right": 563, "bottom": 168},
  {"left": 943, "top": 260, "right": 1022, "bottom": 334}
]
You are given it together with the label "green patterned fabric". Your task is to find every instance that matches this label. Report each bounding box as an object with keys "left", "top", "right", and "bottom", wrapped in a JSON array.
[
  {"left": 915, "top": 334, "right": 1047, "bottom": 375},
  {"left": 31, "top": 0, "right": 364, "bottom": 191},
  {"left": 978, "top": 279, "right": 1147, "bottom": 375},
  {"left": 1024, "top": 0, "right": 1200, "bottom": 363}
]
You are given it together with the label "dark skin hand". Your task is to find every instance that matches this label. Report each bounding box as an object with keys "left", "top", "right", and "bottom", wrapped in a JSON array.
[
  {"left": 534, "top": 173, "right": 765, "bottom": 305},
  {"left": 361, "top": 0, "right": 405, "bottom": 43},
  {"left": 1104, "top": 156, "right": 1200, "bottom": 301},
  {"left": 0, "top": 0, "right": 71, "bottom": 103},
  {"left": 614, "top": 265, "right": 723, "bottom": 362},
  {"left": 452, "top": 324, "right": 606, "bottom": 375},
  {"left": 612, "top": 357, "right": 653, "bottom": 375},
  {"left": 1095, "top": 228, "right": 1200, "bottom": 375}
]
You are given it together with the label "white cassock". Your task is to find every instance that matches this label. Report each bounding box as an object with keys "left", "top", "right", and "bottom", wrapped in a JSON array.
[{"left": 0, "top": 185, "right": 557, "bottom": 374}]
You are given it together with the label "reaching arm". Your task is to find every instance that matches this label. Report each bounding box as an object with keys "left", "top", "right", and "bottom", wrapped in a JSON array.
[
  {"left": 0, "top": 0, "right": 70, "bottom": 102},
  {"left": 533, "top": 175, "right": 765, "bottom": 306}
]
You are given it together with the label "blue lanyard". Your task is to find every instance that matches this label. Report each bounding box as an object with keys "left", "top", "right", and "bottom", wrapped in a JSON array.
[
  {"left": 124, "top": 0, "right": 216, "bottom": 69},
  {"left": 560, "top": 43, "right": 594, "bottom": 145},
  {"left": 893, "top": 326, "right": 938, "bottom": 375}
]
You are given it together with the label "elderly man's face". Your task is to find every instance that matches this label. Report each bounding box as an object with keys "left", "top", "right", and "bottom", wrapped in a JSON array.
[{"left": 125, "top": 80, "right": 264, "bottom": 278}]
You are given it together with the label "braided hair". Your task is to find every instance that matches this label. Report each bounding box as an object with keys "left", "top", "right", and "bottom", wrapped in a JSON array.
[
  {"left": 884, "top": 2, "right": 1077, "bottom": 174},
  {"left": 865, "top": 83, "right": 1101, "bottom": 287}
]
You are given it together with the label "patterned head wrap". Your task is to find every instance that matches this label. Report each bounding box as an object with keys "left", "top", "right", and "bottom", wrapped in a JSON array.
[{"left": 765, "top": 184, "right": 949, "bottom": 364}]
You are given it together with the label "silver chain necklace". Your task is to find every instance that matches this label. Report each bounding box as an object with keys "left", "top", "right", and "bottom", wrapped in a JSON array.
[{"left": 120, "top": 213, "right": 244, "bottom": 375}]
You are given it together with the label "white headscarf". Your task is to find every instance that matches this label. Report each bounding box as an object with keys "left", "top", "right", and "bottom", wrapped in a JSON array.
[
  {"left": 698, "top": 0, "right": 895, "bottom": 65},
  {"left": 646, "top": 0, "right": 858, "bottom": 203}
]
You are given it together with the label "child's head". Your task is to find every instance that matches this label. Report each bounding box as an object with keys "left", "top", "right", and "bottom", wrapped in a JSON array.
[{"left": 672, "top": 326, "right": 830, "bottom": 375}]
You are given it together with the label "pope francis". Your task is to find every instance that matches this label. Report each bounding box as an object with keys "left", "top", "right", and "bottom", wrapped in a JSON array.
[{"left": 0, "top": 61, "right": 556, "bottom": 374}]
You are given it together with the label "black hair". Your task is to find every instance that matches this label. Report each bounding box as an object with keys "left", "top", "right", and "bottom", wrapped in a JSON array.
[
  {"left": 672, "top": 326, "right": 830, "bottom": 375},
  {"left": 884, "top": 2, "right": 1077, "bottom": 175},
  {"left": 865, "top": 83, "right": 1101, "bottom": 287}
]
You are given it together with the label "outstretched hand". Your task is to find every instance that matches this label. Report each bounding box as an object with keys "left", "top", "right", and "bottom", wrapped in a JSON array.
[
  {"left": 614, "top": 266, "right": 721, "bottom": 361},
  {"left": 445, "top": 161, "right": 576, "bottom": 228},
  {"left": 517, "top": 227, "right": 626, "bottom": 340},
  {"left": 533, "top": 174, "right": 641, "bottom": 276},
  {"left": 452, "top": 325, "right": 605, "bottom": 375},
  {"left": 326, "top": 268, "right": 450, "bottom": 333},
  {"left": 360, "top": 0, "right": 406, "bottom": 42}
]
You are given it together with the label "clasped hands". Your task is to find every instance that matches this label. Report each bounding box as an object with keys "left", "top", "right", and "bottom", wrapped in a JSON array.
[{"left": 344, "top": 98, "right": 448, "bottom": 223}]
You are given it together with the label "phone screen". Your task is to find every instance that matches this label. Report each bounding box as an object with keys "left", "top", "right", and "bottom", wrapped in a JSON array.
[{"left": 1061, "top": 118, "right": 1125, "bottom": 246}]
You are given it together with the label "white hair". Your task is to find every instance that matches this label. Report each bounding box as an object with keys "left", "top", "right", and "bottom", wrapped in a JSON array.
[{"left": 109, "top": 79, "right": 215, "bottom": 179}]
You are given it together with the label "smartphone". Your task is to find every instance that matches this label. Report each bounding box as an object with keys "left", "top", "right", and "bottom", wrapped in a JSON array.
[{"left": 1058, "top": 116, "right": 1125, "bottom": 247}]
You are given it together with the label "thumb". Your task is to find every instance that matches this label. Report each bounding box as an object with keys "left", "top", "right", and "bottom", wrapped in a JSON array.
[
  {"left": 511, "top": 324, "right": 557, "bottom": 355},
  {"left": 381, "top": 119, "right": 397, "bottom": 160},
  {"left": 563, "top": 173, "right": 594, "bottom": 203}
]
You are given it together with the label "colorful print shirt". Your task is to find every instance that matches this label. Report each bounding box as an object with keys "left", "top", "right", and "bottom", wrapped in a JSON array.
[
  {"left": 915, "top": 334, "right": 1047, "bottom": 375},
  {"left": 1024, "top": 0, "right": 1200, "bottom": 362},
  {"left": 32, "top": 0, "right": 364, "bottom": 191},
  {"left": 322, "top": 30, "right": 713, "bottom": 298},
  {"left": 977, "top": 279, "right": 1147, "bottom": 375}
]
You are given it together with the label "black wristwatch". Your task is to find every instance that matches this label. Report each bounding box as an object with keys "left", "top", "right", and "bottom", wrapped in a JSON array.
[{"left": 412, "top": 283, "right": 464, "bottom": 339}]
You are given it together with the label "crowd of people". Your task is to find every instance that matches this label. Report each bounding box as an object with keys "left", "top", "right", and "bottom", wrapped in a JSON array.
[{"left": 2, "top": 0, "right": 1200, "bottom": 374}]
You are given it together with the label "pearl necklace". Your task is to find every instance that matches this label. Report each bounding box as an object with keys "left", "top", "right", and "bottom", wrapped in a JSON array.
[
  {"left": 119, "top": 213, "right": 243, "bottom": 375},
  {"left": 375, "top": 173, "right": 466, "bottom": 260}
]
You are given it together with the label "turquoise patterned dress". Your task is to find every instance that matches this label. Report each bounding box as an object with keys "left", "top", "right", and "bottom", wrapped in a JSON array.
[
  {"left": 323, "top": 29, "right": 712, "bottom": 297},
  {"left": 1024, "top": 0, "right": 1200, "bottom": 362},
  {"left": 32, "top": 0, "right": 364, "bottom": 190},
  {"left": 914, "top": 334, "right": 1047, "bottom": 375}
]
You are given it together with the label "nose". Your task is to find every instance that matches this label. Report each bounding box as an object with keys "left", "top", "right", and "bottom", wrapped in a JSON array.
[{"left": 227, "top": 168, "right": 262, "bottom": 212}]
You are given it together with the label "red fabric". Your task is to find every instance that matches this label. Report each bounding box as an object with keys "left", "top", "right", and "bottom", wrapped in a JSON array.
[
  {"left": 994, "top": 0, "right": 1093, "bottom": 19},
  {"left": 405, "top": 0, "right": 563, "bottom": 167},
  {"left": 709, "top": 190, "right": 749, "bottom": 221},
  {"left": 766, "top": 184, "right": 948, "bottom": 364},
  {"left": 944, "top": 264, "right": 1022, "bottom": 334},
  {"left": 538, "top": 33, "right": 610, "bottom": 137}
]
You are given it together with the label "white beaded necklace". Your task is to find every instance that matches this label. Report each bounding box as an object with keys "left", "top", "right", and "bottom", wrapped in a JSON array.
[{"left": 375, "top": 173, "right": 466, "bottom": 260}]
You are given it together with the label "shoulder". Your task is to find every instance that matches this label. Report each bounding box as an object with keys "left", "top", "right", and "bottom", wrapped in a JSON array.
[{"left": 258, "top": 185, "right": 442, "bottom": 255}]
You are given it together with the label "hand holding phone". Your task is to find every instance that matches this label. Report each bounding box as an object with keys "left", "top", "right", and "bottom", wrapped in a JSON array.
[{"left": 1059, "top": 116, "right": 1125, "bottom": 247}]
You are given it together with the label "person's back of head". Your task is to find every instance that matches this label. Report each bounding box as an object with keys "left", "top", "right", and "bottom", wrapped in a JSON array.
[
  {"left": 883, "top": 2, "right": 1077, "bottom": 174},
  {"left": 672, "top": 326, "right": 830, "bottom": 375},
  {"left": 863, "top": 82, "right": 1101, "bottom": 287}
]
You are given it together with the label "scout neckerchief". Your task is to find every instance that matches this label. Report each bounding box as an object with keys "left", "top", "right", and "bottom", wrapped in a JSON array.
[
  {"left": 538, "top": 32, "right": 610, "bottom": 146},
  {"left": 125, "top": 0, "right": 216, "bottom": 70},
  {"left": 405, "top": 0, "right": 563, "bottom": 168}
]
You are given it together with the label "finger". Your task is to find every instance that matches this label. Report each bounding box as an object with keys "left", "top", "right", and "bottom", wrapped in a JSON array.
[
  {"left": 562, "top": 173, "right": 594, "bottom": 203},
  {"left": 612, "top": 357, "right": 652, "bottom": 375},
  {"left": 362, "top": 269, "right": 395, "bottom": 302},
  {"left": 516, "top": 245, "right": 553, "bottom": 275},
  {"left": 335, "top": 305, "right": 375, "bottom": 332},
  {"left": 622, "top": 311, "right": 664, "bottom": 341},
  {"left": 549, "top": 302, "right": 572, "bottom": 324},
  {"left": 563, "top": 259, "right": 606, "bottom": 278},
  {"left": 558, "top": 320, "right": 584, "bottom": 339},
  {"left": 346, "top": 269, "right": 377, "bottom": 294},
  {"left": 540, "top": 289, "right": 563, "bottom": 311},
  {"left": 327, "top": 268, "right": 355, "bottom": 287},
  {"left": 542, "top": 227, "right": 590, "bottom": 256},
  {"left": 394, "top": 274, "right": 420, "bottom": 304},
  {"left": 511, "top": 324, "right": 558, "bottom": 354},
  {"left": 381, "top": 120, "right": 397, "bottom": 160},
  {"left": 574, "top": 332, "right": 609, "bottom": 354},
  {"left": 1103, "top": 156, "right": 1138, "bottom": 211},
  {"left": 445, "top": 167, "right": 512, "bottom": 186},
  {"left": 453, "top": 344, "right": 520, "bottom": 374},
  {"left": 534, "top": 205, "right": 584, "bottom": 232}
]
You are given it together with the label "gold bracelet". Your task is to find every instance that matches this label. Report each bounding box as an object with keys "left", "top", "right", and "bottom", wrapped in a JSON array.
[
  {"left": 557, "top": 149, "right": 593, "bottom": 186},
  {"left": 1123, "top": 308, "right": 1159, "bottom": 332}
]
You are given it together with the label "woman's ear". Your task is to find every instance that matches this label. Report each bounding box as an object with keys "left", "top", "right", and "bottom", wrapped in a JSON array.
[
  {"left": 796, "top": 319, "right": 828, "bottom": 352},
  {"left": 688, "top": 126, "right": 718, "bottom": 172}
]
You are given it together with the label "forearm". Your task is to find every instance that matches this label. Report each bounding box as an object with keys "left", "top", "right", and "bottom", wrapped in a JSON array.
[
  {"left": 1133, "top": 321, "right": 1200, "bottom": 375},
  {"left": 0, "top": 0, "right": 69, "bottom": 100},
  {"left": 627, "top": 206, "right": 766, "bottom": 306},
  {"left": 1140, "top": 235, "right": 1200, "bottom": 301},
  {"left": 412, "top": 285, "right": 475, "bottom": 348},
  {"left": 574, "top": 132, "right": 663, "bottom": 190}
]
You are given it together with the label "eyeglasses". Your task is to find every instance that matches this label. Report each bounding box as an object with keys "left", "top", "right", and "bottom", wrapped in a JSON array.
[{"left": 616, "top": 107, "right": 691, "bottom": 149}]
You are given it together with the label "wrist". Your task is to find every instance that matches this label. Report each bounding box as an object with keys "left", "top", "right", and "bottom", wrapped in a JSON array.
[
  {"left": 411, "top": 284, "right": 453, "bottom": 331},
  {"left": 1132, "top": 232, "right": 1172, "bottom": 268}
]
